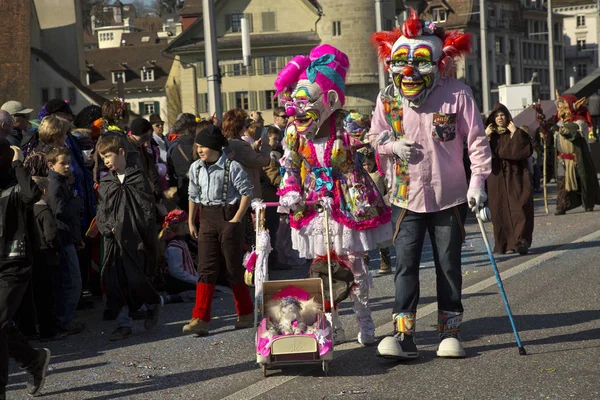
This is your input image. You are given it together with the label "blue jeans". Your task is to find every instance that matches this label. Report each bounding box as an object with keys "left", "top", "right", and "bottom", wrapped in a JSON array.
[
  {"left": 54, "top": 244, "right": 82, "bottom": 327},
  {"left": 391, "top": 204, "right": 467, "bottom": 315}
]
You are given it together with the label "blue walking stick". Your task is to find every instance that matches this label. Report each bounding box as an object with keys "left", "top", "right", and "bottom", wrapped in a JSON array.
[{"left": 475, "top": 207, "right": 527, "bottom": 355}]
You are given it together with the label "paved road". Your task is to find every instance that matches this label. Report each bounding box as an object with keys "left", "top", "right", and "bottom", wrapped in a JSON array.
[{"left": 6, "top": 183, "right": 600, "bottom": 399}]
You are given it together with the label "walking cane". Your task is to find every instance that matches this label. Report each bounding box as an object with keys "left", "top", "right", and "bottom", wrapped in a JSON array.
[
  {"left": 543, "top": 136, "right": 549, "bottom": 214},
  {"left": 475, "top": 206, "right": 527, "bottom": 355}
]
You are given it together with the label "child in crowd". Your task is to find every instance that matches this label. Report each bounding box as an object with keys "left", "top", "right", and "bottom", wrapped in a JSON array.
[
  {"left": 159, "top": 209, "right": 198, "bottom": 303},
  {"left": 260, "top": 126, "right": 284, "bottom": 268},
  {"left": 96, "top": 135, "right": 162, "bottom": 341},
  {"left": 47, "top": 147, "right": 85, "bottom": 335},
  {"left": 183, "top": 125, "right": 254, "bottom": 336},
  {"left": 0, "top": 140, "right": 50, "bottom": 399},
  {"left": 361, "top": 149, "right": 393, "bottom": 274},
  {"left": 31, "top": 176, "right": 64, "bottom": 341}
]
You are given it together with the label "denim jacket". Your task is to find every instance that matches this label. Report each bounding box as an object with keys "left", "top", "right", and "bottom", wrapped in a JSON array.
[{"left": 188, "top": 152, "right": 253, "bottom": 206}]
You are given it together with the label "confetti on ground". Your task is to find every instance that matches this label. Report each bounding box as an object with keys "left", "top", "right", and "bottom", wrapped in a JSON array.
[
  {"left": 211, "top": 340, "right": 224, "bottom": 346},
  {"left": 540, "top": 367, "right": 557, "bottom": 374}
]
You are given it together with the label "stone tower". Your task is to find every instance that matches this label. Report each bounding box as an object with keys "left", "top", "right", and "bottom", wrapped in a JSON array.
[{"left": 317, "top": 0, "right": 398, "bottom": 113}]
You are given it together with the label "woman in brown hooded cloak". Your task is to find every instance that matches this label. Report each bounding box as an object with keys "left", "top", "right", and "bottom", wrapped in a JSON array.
[{"left": 484, "top": 103, "right": 534, "bottom": 255}]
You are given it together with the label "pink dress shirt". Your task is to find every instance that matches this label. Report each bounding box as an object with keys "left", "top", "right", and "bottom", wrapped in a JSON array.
[{"left": 368, "top": 78, "right": 492, "bottom": 213}]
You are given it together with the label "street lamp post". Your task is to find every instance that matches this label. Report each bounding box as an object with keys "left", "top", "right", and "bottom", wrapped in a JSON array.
[
  {"left": 480, "top": 0, "right": 490, "bottom": 115},
  {"left": 547, "top": 0, "right": 556, "bottom": 99},
  {"left": 203, "top": 0, "right": 222, "bottom": 119}
]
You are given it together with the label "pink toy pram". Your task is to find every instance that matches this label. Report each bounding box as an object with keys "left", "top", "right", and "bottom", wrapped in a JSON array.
[{"left": 252, "top": 198, "right": 337, "bottom": 376}]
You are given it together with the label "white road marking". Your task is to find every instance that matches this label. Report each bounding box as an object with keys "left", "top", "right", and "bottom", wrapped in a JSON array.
[{"left": 222, "top": 229, "right": 600, "bottom": 400}]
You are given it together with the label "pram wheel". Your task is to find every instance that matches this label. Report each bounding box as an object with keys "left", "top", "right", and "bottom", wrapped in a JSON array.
[
  {"left": 261, "top": 363, "right": 268, "bottom": 377},
  {"left": 322, "top": 360, "right": 329, "bottom": 376}
]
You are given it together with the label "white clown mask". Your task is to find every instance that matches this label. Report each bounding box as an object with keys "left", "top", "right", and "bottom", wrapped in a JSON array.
[
  {"left": 388, "top": 35, "right": 443, "bottom": 108},
  {"left": 280, "top": 79, "right": 341, "bottom": 141}
]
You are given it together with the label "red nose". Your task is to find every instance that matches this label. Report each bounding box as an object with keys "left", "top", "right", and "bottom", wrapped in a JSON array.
[{"left": 402, "top": 65, "right": 414, "bottom": 76}]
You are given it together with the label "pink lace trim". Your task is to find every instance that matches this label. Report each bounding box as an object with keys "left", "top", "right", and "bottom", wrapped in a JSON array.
[{"left": 277, "top": 186, "right": 301, "bottom": 197}]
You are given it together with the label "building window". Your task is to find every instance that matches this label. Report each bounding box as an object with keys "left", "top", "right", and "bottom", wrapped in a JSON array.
[
  {"left": 112, "top": 71, "right": 125, "bottom": 84},
  {"left": 332, "top": 21, "right": 341, "bottom": 36},
  {"left": 576, "top": 15, "right": 585, "bottom": 27},
  {"left": 99, "top": 32, "right": 114, "bottom": 41},
  {"left": 41, "top": 88, "right": 49, "bottom": 104},
  {"left": 495, "top": 37, "right": 504, "bottom": 54},
  {"left": 264, "top": 90, "right": 277, "bottom": 109},
  {"left": 236, "top": 91, "right": 249, "bottom": 109},
  {"left": 262, "top": 11, "right": 276, "bottom": 32},
  {"left": 141, "top": 69, "right": 154, "bottom": 82},
  {"left": 432, "top": 8, "right": 447, "bottom": 23},
  {"left": 233, "top": 63, "right": 247, "bottom": 76},
  {"left": 577, "top": 63, "right": 587, "bottom": 79},
  {"left": 144, "top": 102, "right": 155, "bottom": 115},
  {"left": 263, "top": 56, "right": 277, "bottom": 75},
  {"left": 231, "top": 13, "right": 244, "bottom": 33},
  {"left": 577, "top": 39, "right": 586, "bottom": 51},
  {"left": 55, "top": 88, "right": 63, "bottom": 99},
  {"left": 68, "top": 87, "right": 77, "bottom": 106}
]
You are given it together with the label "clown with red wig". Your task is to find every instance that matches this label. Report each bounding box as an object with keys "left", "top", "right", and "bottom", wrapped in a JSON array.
[
  {"left": 368, "top": 9, "right": 492, "bottom": 359},
  {"left": 552, "top": 92, "right": 600, "bottom": 215},
  {"left": 274, "top": 44, "right": 393, "bottom": 346}
]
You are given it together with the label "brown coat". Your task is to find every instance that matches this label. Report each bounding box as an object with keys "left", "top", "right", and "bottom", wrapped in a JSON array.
[
  {"left": 228, "top": 138, "right": 271, "bottom": 199},
  {"left": 486, "top": 128, "right": 534, "bottom": 253}
]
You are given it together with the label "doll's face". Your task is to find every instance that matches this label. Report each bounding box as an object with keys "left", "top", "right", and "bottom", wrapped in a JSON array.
[
  {"left": 389, "top": 36, "right": 443, "bottom": 108},
  {"left": 280, "top": 80, "right": 340, "bottom": 140}
]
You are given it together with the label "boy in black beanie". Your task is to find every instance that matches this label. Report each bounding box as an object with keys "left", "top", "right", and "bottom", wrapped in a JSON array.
[
  {"left": 0, "top": 139, "right": 50, "bottom": 399},
  {"left": 183, "top": 126, "right": 255, "bottom": 336}
]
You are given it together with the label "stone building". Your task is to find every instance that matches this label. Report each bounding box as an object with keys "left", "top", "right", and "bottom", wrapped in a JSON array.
[
  {"left": 554, "top": 0, "right": 599, "bottom": 88},
  {"left": 0, "top": 0, "right": 105, "bottom": 115},
  {"left": 165, "top": 0, "right": 398, "bottom": 119}
]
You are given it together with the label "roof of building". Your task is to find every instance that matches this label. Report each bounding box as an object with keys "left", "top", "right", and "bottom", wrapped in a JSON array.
[
  {"left": 167, "top": 31, "right": 321, "bottom": 54},
  {"left": 91, "top": 1, "right": 137, "bottom": 27},
  {"left": 420, "top": 0, "right": 474, "bottom": 30},
  {"left": 553, "top": 0, "right": 596, "bottom": 7},
  {"left": 180, "top": 0, "right": 202, "bottom": 16},
  {"left": 85, "top": 43, "right": 174, "bottom": 93},
  {"left": 31, "top": 47, "right": 107, "bottom": 105},
  {"left": 135, "top": 16, "right": 164, "bottom": 31}
]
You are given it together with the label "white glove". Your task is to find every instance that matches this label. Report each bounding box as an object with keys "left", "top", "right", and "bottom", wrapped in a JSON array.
[
  {"left": 392, "top": 139, "right": 416, "bottom": 162},
  {"left": 466, "top": 188, "right": 487, "bottom": 212},
  {"left": 376, "top": 130, "right": 394, "bottom": 146},
  {"left": 279, "top": 192, "right": 303, "bottom": 211}
]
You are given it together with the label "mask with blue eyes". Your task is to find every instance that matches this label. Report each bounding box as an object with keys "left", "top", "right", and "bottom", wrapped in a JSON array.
[{"left": 388, "top": 35, "right": 444, "bottom": 108}]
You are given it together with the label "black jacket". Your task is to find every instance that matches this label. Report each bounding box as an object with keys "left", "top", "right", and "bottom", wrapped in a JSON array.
[
  {"left": 32, "top": 200, "right": 60, "bottom": 264},
  {"left": 48, "top": 170, "right": 82, "bottom": 245},
  {"left": 167, "top": 135, "right": 194, "bottom": 209},
  {"left": 0, "top": 161, "right": 42, "bottom": 267}
]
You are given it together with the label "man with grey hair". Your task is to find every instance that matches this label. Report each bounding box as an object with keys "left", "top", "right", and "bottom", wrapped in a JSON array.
[
  {"left": 1, "top": 101, "right": 33, "bottom": 145},
  {"left": 0, "top": 111, "right": 17, "bottom": 147}
]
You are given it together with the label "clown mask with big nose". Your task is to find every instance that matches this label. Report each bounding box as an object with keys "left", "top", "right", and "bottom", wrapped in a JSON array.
[
  {"left": 281, "top": 80, "right": 341, "bottom": 141},
  {"left": 389, "top": 35, "right": 443, "bottom": 108}
]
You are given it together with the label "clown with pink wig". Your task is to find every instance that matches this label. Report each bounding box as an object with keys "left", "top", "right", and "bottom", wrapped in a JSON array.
[
  {"left": 368, "top": 9, "right": 492, "bottom": 359},
  {"left": 274, "top": 44, "right": 393, "bottom": 345}
]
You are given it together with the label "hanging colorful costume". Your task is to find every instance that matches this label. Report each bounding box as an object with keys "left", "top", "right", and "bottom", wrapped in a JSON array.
[
  {"left": 552, "top": 92, "right": 600, "bottom": 215},
  {"left": 274, "top": 44, "right": 393, "bottom": 345},
  {"left": 368, "top": 9, "right": 492, "bottom": 359}
]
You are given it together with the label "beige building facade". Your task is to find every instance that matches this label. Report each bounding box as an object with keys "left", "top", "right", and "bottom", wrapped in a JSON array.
[{"left": 166, "top": 0, "right": 397, "bottom": 119}]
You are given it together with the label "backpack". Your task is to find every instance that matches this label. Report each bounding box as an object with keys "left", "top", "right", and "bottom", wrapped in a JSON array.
[{"left": 0, "top": 184, "right": 27, "bottom": 261}]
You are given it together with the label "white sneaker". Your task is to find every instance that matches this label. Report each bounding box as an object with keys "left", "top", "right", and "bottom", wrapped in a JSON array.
[
  {"left": 357, "top": 315, "right": 375, "bottom": 345},
  {"left": 436, "top": 337, "right": 466, "bottom": 358},
  {"left": 376, "top": 333, "right": 418, "bottom": 359}
]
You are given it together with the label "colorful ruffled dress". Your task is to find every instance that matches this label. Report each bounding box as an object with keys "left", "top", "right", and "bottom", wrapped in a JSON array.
[{"left": 278, "top": 110, "right": 393, "bottom": 259}]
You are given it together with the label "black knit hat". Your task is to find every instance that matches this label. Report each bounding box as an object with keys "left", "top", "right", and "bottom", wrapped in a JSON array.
[
  {"left": 195, "top": 125, "right": 228, "bottom": 152},
  {"left": 130, "top": 117, "right": 152, "bottom": 137},
  {"left": 45, "top": 99, "right": 72, "bottom": 115}
]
